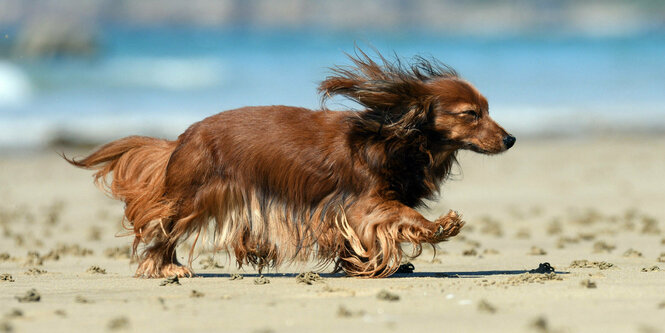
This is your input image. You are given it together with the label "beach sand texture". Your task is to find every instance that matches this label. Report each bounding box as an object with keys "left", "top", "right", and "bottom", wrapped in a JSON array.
[{"left": 1, "top": 136, "right": 664, "bottom": 332}]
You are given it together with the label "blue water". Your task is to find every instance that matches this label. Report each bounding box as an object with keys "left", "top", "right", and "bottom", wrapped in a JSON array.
[{"left": 1, "top": 27, "right": 665, "bottom": 147}]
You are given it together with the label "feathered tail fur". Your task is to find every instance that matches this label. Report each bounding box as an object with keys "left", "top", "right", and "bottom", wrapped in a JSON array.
[{"left": 65, "top": 136, "right": 177, "bottom": 254}]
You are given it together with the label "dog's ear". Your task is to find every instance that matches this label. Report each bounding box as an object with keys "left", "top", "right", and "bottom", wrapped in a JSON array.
[{"left": 319, "top": 50, "right": 455, "bottom": 139}]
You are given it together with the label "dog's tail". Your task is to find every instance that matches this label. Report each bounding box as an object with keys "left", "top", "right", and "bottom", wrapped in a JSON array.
[{"left": 64, "top": 136, "right": 177, "bottom": 248}]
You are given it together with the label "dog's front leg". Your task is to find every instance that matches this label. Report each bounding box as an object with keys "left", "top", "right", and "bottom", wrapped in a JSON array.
[
  {"left": 338, "top": 197, "right": 464, "bottom": 277},
  {"left": 348, "top": 197, "right": 465, "bottom": 245},
  {"left": 393, "top": 205, "right": 465, "bottom": 244}
]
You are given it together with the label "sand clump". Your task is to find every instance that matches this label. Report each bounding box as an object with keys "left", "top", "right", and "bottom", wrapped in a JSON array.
[
  {"left": 229, "top": 273, "right": 244, "bottom": 280},
  {"left": 478, "top": 299, "right": 497, "bottom": 313},
  {"left": 556, "top": 236, "right": 580, "bottom": 249},
  {"left": 75, "top": 295, "right": 93, "bottom": 303},
  {"left": 5, "top": 309, "right": 23, "bottom": 319},
  {"left": 86, "top": 265, "right": 107, "bottom": 274},
  {"left": 515, "top": 228, "right": 531, "bottom": 239},
  {"left": 296, "top": 272, "right": 323, "bottom": 285},
  {"left": 580, "top": 279, "right": 597, "bottom": 289},
  {"left": 528, "top": 246, "right": 547, "bottom": 255},
  {"left": 15, "top": 289, "right": 41, "bottom": 302},
  {"left": 337, "top": 305, "right": 366, "bottom": 318},
  {"left": 623, "top": 249, "right": 643, "bottom": 258},
  {"left": 529, "top": 316, "right": 561, "bottom": 333},
  {"left": 657, "top": 253, "right": 665, "bottom": 262},
  {"left": 24, "top": 268, "right": 47, "bottom": 275},
  {"left": 0, "top": 273, "right": 14, "bottom": 282},
  {"left": 108, "top": 317, "right": 130, "bottom": 330},
  {"left": 46, "top": 243, "right": 94, "bottom": 259},
  {"left": 569, "top": 260, "right": 615, "bottom": 270},
  {"left": 592, "top": 241, "right": 616, "bottom": 253},
  {"left": 482, "top": 248, "right": 499, "bottom": 255},
  {"left": 641, "top": 266, "right": 660, "bottom": 272},
  {"left": 104, "top": 246, "right": 131, "bottom": 259},
  {"left": 376, "top": 290, "right": 400, "bottom": 301},
  {"left": 462, "top": 248, "right": 478, "bottom": 256},
  {"left": 254, "top": 275, "right": 270, "bottom": 285},
  {"left": 0, "top": 321, "right": 13, "bottom": 333},
  {"left": 547, "top": 220, "right": 563, "bottom": 235},
  {"left": 321, "top": 285, "right": 356, "bottom": 297},
  {"left": 23, "top": 251, "right": 45, "bottom": 266},
  {"left": 505, "top": 273, "right": 562, "bottom": 285},
  {"left": 478, "top": 216, "right": 503, "bottom": 237}
]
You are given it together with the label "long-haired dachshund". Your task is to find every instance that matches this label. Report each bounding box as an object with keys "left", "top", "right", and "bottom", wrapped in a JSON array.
[{"left": 66, "top": 50, "right": 515, "bottom": 278}]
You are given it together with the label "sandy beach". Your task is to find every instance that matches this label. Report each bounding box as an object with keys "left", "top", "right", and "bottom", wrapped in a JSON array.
[{"left": 1, "top": 135, "right": 664, "bottom": 333}]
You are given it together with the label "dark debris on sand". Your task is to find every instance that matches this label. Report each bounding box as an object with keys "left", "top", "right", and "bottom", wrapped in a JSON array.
[
  {"left": 529, "top": 263, "right": 555, "bottom": 274},
  {"left": 0, "top": 274, "right": 14, "bottom": 282},
  {"left": 0, "top": 321, "right": 13, "bottom": 333},
  {"left": 104, "top": 246, "right": 131, "bottom": 260},
  {"left": 159, "top": 275, "right": 180, "bottom": 286},
  {"left": 108, "top": 316, "right": 130, "bottom": 330},
  {"left": 478, "top": 299, "right": 497, "bottom": 314},
  {"left": 580, "top": 279, "right": 597, "bottom": 289},
  {"left": 396, "top": 262, "right": 415, "bottom": 274},
  {"left": 337, "top": 305, "right": 366, "bottom": 318},
  {"left": 4, "top": 309, "right": 23, "bottom": 319},
  {"left": 15, "top": 289, "right": 40, "bottom": 302},
  {"left": 376, "top": 290, "right": 400, "bottom": 301},
  {"left": 75, "top": 295, "right": 93, "bottom": 304},
  {"left": 229, "top": 273, "right": 243, "bottom": 280},
  {"left": 641, "top": 266, "right": 660, "bottom": 272}
]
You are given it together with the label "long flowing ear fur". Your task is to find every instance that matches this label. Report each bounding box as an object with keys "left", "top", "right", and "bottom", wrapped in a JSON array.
[{"left": 319, "top": 48, "right": 458, "bottom": 139}]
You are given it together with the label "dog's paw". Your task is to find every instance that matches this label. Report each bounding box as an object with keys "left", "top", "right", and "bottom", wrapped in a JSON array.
[
  {"left": 135, "top": 261, "right": 195, "bottom": 278},
  {"left": 160, "top": 264, "right": 195, "bottom": 278},
  {"left": 430, "top": 210, "right": 465, "bottom": 242}
]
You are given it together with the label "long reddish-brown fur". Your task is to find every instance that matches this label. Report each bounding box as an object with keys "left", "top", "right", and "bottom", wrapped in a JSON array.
[{"left": 65, "top": 50, "right": 515, "bottom": 278}]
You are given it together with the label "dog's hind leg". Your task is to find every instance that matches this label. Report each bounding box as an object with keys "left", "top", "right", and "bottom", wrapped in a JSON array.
[
  {"left": 135, "top": 236, "right": 194, "bottom": 278},
  {"left": 134, "top": 202, "right": 201, "bottom": 278}
]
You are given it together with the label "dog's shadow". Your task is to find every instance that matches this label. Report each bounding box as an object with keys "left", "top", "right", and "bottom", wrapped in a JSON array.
[
  {"left": 391, "top": 269, "right": 569, "bottom": 278},
  {"left": 196, "top": 269, "right": 569, "bottom": 279}
]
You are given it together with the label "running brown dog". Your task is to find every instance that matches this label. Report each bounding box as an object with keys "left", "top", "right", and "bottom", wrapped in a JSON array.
[{"left": 66, "top": 50, "right": 515, "bottom": 278}]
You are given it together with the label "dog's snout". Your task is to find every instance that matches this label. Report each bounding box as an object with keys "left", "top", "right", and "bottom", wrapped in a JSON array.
[{"left": 503, "top": 135, "right": 516, "bottom": 149}]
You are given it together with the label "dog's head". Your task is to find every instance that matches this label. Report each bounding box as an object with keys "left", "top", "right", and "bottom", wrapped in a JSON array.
[
  {"left": 427, "top": 79, "right": 515, "bottom": 154},
  {"left": 319, "top": 50, "right": 515, "bottom": 155}
]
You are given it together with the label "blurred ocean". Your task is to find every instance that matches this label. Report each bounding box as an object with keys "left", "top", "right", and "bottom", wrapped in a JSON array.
[{"left": 1, "top": 27, "right": 665, "bottom": 148}]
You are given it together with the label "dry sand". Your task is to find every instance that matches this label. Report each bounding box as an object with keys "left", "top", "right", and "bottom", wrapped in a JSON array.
[{"left": 1, "top": 135, "right": 665, "bottom": 333}]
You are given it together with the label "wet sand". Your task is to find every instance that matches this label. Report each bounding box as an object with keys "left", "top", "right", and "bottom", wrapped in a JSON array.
[{"left": 1, "top": 135, "right": 665, "bottom": 332}]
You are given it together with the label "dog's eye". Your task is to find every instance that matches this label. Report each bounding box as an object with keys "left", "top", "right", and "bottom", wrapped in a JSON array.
[{"left": 461, "top": 110, "right": 479, "bottom": 118}]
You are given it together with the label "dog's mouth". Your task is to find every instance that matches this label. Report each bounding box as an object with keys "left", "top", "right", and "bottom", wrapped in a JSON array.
[
  {"left": 464, "top": 142, "right": 504, "bottom": 155},
  {"left": 435, "top": 138, "right": 506, "bottom": 155}
]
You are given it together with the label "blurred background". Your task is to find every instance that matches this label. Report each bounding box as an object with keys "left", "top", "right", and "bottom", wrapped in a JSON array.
[{"left": 0, "top": 0, "right": 664, "bottom": 150}]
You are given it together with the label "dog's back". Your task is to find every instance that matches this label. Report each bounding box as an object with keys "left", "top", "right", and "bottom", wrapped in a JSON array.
[{"left": 167, "top": 106, "right": 359, "bottom": 206}]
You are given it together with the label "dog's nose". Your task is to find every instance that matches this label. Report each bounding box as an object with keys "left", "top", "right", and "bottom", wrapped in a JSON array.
[{"left": 503, "top": 135, "right": 516, "bottom": 149}]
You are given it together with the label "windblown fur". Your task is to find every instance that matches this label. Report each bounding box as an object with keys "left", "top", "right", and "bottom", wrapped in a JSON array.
[{"left": 66, "top": 50, "right": 514, "bottom": 278}]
